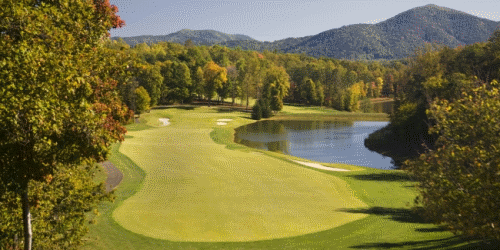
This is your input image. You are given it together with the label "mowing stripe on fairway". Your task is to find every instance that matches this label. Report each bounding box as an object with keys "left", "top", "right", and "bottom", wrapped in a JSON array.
[{"left": 112, "top": 108, "right": 369, "bottom": 242}]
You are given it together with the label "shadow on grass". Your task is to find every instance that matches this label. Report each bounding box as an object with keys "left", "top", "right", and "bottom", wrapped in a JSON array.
[
  {"left": 216, "top": 107, "right": 238, "bottom": 113},
  {"left": 239, "top": 116, "right": 254, "bottom": 120},
  {"left": 339, "top": 207, "right": 426, "bottom": 224},
  {"left": 350, "top": 172, "right": 415, "bottom": 182},
  {"left": 215, "top": 106, "right": 252, "bottom": 113},
  {"left": 415, "top": 227, "right": 448, "bottom": 233},
  {"left": 152, "top": 105, "right": 196, "bottom": 110},
  {"left": 350, "top": 236, "right": 500, "bottom": 249}
]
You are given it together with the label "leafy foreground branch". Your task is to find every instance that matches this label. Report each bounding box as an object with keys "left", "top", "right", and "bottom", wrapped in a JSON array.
[
  {"left": 0, "top": 166, "right": 114, "bottom": 249},
  {"left": 0, "top": 0, "right": 128, "bottom": 249}
]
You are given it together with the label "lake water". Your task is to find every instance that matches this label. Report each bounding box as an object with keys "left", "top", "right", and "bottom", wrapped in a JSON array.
[{"left": 234, "top": 120, "right": 395, "bottom": 170}]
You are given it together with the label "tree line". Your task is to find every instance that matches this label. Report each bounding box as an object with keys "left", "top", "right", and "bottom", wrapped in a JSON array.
[{"left": 106, "top": 37, "right": 407, "bottom": 118}]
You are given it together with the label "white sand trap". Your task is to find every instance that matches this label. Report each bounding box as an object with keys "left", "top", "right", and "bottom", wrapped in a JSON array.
[
  {"left": 217, "top": 119, "right": 233, "bottom": 122},
  {"left": 159, "top": 118, "right": 170, "bottom": 126},
  {"left": 216, "top": 122, "right": 227, "bottom": 125},
  {"left": 293, "top": 160, "right": 351, "bottom": 172}
]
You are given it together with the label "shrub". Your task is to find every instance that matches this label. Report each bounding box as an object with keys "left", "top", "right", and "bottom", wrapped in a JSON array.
[{"left": 251, "top": 103, "right": 262, "bottom": 120}]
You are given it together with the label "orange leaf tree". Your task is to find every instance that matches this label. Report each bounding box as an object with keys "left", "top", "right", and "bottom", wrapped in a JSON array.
[{"left": 0, "top": 0, "right": 128, "bottom": 249}]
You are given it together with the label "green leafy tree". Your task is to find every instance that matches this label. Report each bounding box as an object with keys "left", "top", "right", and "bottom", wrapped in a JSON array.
[
  {"left": 332, "top": 87, "right": 347, "bottom": 111},
  {"left": 135, "top": 63, "right": 163, "bottom": 107},
  {"left": 236, "top": 59, "right": 247, "bottom": 106},
  {"left": 186, "top": 46, "right": 211, "bottom": 98},
  {"left": 383, "top": 73, "right": 395, "bottom": 96},
  {"left": 0, "top": 0, "right": 128, "bottom": 249},
  {"left": 209, "top": 44, "right": 230, "bottom": 67},
  {"left": 270, "top": 95, "right": 283, "bottom": 111},
  {"left": 346, "top": 70, "right": 358, "bottom": 86},
  {"left": 134, "top": 86, "right": 151, "bottom": 116},
  {"left": 192, "top": 66, "right": 205, "bottom": 99},
  {"left": 262, "top": 65, "right": 290, "bottom": 111},
  {"left": 172, "top": 61, "right": 192, "bottom": 103},
  {"left": 301, "top": 77, "right": 317, "bottom": 105},
  {"left": 405, "top": 80, "right": 500, "bottom": 240},
  {"left": 1, "top": 165, "right": 112, "bottom": 249},
  {"left": 315, "top": 81, "right": 325, "bottom": 106},
  {"left": 243, "top": 55, "right": 262, "bottom": 109},
  {"left": 159, "top": 60, "right": 192, "bottom": 104},
  {"left": 226, "top": 65, "right": 241, "bottom": 105}
]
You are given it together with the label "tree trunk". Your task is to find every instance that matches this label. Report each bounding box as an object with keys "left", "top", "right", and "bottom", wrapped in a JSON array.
[
  {"left": 21, "top": 185, "right": 32, "bottom": 250},
  {"left": 14, "top": 234, "right": 19, "bottom": 250},
  {"left": 246, "top": 89, "right": 249, "bottom": 110}
]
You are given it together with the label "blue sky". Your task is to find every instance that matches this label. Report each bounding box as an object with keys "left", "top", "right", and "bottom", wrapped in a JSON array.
[{"left": 109, "top": 0, "right": 500, "bottom": 42}]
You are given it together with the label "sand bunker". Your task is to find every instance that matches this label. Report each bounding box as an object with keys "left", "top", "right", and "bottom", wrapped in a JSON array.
[
  {"left": 159, "top": 118, "right": 170, "bottom": 126},
  {"left": 216, "top": 122, "right": 227, "bottom": 125},
  {"left": 217, "top": 119, "right": 233, "bottom": 122},
  {"left": 293, "top": 160, "right": 350, "bottom": 172}
]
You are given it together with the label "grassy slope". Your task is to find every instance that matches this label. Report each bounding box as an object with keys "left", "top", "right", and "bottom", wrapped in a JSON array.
[
  {"left": 115, "top": 107, "right": 368, "bottom": 242},
  {"left": 82, "top": 105, "right": 489, "bottom": 249}
]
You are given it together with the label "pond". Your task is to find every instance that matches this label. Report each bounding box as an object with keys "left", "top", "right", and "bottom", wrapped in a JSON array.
[{"left": 234, "top": 120, "right": 395, "bottom": 170}]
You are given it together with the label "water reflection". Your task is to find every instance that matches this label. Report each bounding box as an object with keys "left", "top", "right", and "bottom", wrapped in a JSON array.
[
  {"left": 234, "top": 120, "right": 395, "bottom": 170},
  {"left": 372, "top": 101, "right": 394, "bottom": 114}
]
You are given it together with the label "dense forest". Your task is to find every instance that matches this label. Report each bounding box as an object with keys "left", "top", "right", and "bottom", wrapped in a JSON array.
[{"left": 106, "top": 37, "right": 406, "bottom": 117}]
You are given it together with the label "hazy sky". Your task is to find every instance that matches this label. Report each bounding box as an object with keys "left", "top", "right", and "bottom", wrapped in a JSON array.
[{"left": 109, "top": 0, "right": 500, "bottom": 42}]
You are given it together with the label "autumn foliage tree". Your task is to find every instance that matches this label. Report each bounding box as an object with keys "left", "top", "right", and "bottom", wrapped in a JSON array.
[
  {"left": 203, "top": 61, "right": 227, "bottom": 105},
  {"left": 0, "top": 0, "right": 127, "bottom": 249}
]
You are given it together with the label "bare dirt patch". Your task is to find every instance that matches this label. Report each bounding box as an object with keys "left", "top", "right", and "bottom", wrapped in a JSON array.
[{"left": 101, "top": 161, "right": 123, "bottom": 192}]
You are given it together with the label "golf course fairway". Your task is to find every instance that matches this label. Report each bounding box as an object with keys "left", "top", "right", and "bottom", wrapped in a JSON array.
[{"left": 112, "top": 107, "right": 368, "bottom": 242}]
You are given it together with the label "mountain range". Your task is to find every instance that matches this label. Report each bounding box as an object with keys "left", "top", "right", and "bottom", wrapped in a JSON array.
[
  {"left": 113, "top": 4, "right": 500, "bottom": 60},
  {"left": 114, "top": 29, "right": 254, "bottom": 47}
]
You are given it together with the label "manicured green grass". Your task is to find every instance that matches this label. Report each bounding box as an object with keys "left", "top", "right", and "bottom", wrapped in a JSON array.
[
  {"left": 112, "top": 108, "right": 367, "bottom": 242},
  {"left": 280, "top": 105, "right": 340, "bottom": 114},
  {"left": 82, "top": 106, "right": 491, "bottom": 249},
  {"left": 277, "top": 105, "right": 390, "bottom": 121}
]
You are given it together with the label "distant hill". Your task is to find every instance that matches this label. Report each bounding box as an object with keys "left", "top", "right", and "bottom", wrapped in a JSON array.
[
  {"left": 113, "top": 4, "right": 500, "bottom": 60},
  {"left": 112, "top": 29, "right": 255, "bottom": 47},
  {"left": 220, "top": 4, "right": 500, "bottom": 60}
]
